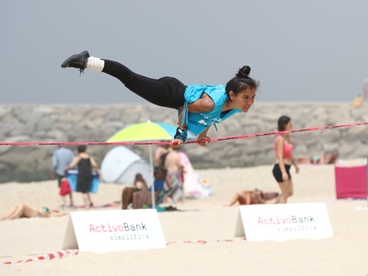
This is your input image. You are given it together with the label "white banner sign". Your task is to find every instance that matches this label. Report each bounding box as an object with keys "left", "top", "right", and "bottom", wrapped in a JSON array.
[
  {"left": 62, "top": 209, "right": 166, "bottom": 253},
  {"left": 234, "top": 203, "right": 333, "bottom": 241}
]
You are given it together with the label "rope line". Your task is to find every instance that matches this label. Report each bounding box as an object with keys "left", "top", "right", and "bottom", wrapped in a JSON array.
[
  {"left": 0, "top": 121, "right": 367, "bottom": 146},
  {"left": 166, "top": 237, "right": 246, "bottom": 245},
  {"left": 185, "top": 121, "right": 368, "bottom": 144},
  {"left": 1, "top": 238, "right": 246, "bottom": 264},
  {"left": 1, "top": 250, "right": 78, "bottom": 265}
]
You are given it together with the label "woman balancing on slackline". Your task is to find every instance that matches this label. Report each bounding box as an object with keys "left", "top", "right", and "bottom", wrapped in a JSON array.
[{"left": 61, "top": 51, "right": 259, "bottom": 148}]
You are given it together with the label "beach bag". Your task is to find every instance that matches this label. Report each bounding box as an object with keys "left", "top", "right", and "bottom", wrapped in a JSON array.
[
  {"left": 59, "top": 177, "right": 72, "bottom": 196},
  {"left": 133, "top": 191, "right": 152, "bottom": 209}
]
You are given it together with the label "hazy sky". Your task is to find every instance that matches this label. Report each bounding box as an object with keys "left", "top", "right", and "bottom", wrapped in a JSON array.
[{"left": 1, "top": 0, "right": 368, "bottom": 104}]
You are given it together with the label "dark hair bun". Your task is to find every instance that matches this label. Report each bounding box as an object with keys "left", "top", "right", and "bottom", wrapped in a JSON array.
[{"left": 236, "top": 65, "right": 251, "bottom": 78}]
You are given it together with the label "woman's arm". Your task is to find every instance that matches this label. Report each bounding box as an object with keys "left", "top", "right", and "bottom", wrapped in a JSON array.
[
  {"left": 171, "top": 106, "right": 187, "bottom": 148},
  {"left": 197, "top": 126, "right": 211, "bottom": 147},
  {"left": 188, "top": 93, "right": 214, "bottom": 113},
  {"left": 290, "top": 154, "right": 300, "bottom": 173},
  {"left": 171, "top": 93, "right": 215, "bottom": 148},
  {"left": 177, "top": 106, "right": 186, "bottom": 129},
  {"left": 90, "top": 156, "right": 100, "bottom": 173},
  {"left": 65, "top": 156, "right": 80, "bottom": 171}
]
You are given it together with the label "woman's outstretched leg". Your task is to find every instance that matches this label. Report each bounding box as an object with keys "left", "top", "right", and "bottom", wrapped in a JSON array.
[
  {"left": 61, "top": 51, "right": 186, "bottom": 109},
  {"left": 1, "top": 205, "right": 19, "bottom": 220}
]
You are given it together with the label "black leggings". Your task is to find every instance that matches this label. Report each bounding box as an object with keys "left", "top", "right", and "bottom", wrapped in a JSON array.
[{"left": 102, "top": 60, "right": 186, "bottom": 109}]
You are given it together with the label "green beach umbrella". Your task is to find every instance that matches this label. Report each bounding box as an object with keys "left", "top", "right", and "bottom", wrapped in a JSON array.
[{"left": 107, "top": 121, "right": 180, "bottom": 142}]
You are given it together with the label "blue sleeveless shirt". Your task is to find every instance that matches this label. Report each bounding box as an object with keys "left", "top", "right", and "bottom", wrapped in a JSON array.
[{"left": 179, "top": 84, "right": 242, "bottom": 135}]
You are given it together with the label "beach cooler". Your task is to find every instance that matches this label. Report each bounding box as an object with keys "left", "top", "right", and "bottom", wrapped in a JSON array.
[
  {"left": 66, "top": 169, "right": 100, "bottom": 194},
  {"left": 334, "top": 165, "right": 367, "bottom": 199}
]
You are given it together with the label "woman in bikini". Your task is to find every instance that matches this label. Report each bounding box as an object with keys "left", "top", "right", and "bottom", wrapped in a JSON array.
[
  {"left": 272, "top": 116, "right": 300, "bottom": 203},
  {"left": 1, "top": 203, "right": 64, "bottom": 220}
]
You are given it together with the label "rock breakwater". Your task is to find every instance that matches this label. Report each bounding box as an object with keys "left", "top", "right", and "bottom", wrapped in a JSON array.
[{"left": 0, "top": 102, "right": 367, "bottom": 183}]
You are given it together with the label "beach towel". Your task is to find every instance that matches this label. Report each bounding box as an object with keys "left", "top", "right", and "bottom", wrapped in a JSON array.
[{"left": 70, "top": 203, "right": 119, "bottom": 209}]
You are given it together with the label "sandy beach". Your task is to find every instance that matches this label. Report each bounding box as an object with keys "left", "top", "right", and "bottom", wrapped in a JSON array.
[{"left": 1, "top": 159, "right": 368, "bottom": 276}]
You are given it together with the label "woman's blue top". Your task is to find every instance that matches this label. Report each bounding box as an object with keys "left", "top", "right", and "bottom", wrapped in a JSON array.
[{"left": 179, "top": 84, "right": 241, "bottom": 135}]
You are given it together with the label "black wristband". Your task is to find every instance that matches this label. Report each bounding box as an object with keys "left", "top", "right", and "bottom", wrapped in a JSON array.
[{"left": 174, "top": 127, "right": 188, "bottom": 142}]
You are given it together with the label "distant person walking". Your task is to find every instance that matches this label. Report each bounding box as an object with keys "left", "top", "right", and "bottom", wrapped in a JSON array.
[
  {"left": 65, "top": 145, "right": 100, "bottom": 208},
  {"left": 52, "top": 146, "right": 74, "bottom": 207},
  {"left": 272, "top": 116, "right": 300, "bottom": 203},
  {"left": 61, "top": 50, "right": 259, "bottom": 148}
]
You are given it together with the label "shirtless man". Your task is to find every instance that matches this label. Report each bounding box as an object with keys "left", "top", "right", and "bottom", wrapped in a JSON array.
[
  {"left": 163, "top": 146, "right": 184, "bottom": 203},
  {"left": 154, "top": 144, "right": 170, "bottom": 166}
]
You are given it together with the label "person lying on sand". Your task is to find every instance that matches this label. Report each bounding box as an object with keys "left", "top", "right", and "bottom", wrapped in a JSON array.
[
  {"left": 298, "top": 150, "right": 339, "bottom": 165},
  {"left": 223, "top": 189, "right": 279, "bottom": 206},
  {"left": 1, "top": 203, "right": 65, "bottom": 221}
]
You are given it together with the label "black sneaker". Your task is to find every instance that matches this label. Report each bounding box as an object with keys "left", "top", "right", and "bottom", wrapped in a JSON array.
[{"left": 61, "top": 50, "right": 90, "bottom": 74}]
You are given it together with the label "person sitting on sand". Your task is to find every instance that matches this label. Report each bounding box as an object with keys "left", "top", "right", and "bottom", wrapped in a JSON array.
[
  {"left": 223, "top": 189, "right": 279, "bottom": 206},
  {"left": 121, "top": 173, "right": 149, "bottom": 209},
  {"left": 1, "top": 203, "right": 65, "bottom": 221}
]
